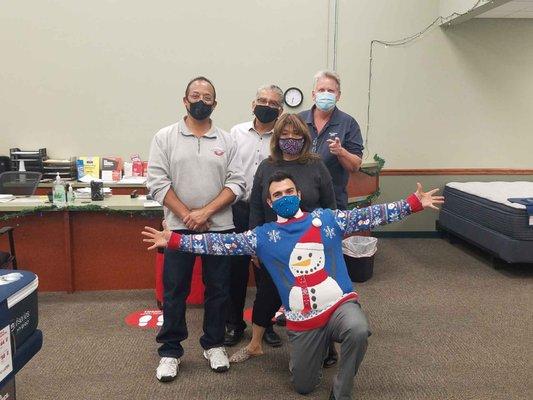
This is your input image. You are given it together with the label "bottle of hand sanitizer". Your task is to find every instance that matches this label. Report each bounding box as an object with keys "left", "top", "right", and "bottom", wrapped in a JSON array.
[
  {"left": 53, "top": 173, "right": 66, "bottom": 207},
  {"left": 67, "top": 184, "right": 75, "bottom": 204}
]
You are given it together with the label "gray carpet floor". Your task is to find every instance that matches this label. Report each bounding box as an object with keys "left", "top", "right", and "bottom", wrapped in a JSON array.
[{"left": 16, "top": 238, "right": 533, "bottom": 400}]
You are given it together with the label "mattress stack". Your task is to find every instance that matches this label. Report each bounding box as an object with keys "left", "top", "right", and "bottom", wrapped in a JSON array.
[
  {"left": 439, "top": 181, "right": 533, "bottom": 263},
  {"left": 0, "top": 269, "right": 42, "bottom": 398}
]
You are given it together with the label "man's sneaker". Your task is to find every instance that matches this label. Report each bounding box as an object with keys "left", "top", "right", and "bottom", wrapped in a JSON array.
[
  {"left": 156, "top": 357, "right": 179, "bottom": 382},
  {"left": 203, "top": 347, "right": 230, "bottom": 372}
]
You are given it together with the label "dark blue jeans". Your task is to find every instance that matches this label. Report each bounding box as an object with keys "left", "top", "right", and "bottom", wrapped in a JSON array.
[
  {"left": 227, "top": 201, "right": 253, "bottom": 332},
  {"left": 156, "top": 229, "right": 231, "bottom": 358}
]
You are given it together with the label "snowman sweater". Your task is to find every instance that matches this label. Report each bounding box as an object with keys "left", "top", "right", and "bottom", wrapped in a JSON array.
[{"left": 168, "top": 194, "right": 423, "bottom": 331}]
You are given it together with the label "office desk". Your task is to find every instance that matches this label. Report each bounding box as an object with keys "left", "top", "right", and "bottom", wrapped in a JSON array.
[
  {"left": 34, "top": 182, "right": 148, "bottom": 196},
  {"left": 0, "top": 196, "right": 162, "bottom": 292}
]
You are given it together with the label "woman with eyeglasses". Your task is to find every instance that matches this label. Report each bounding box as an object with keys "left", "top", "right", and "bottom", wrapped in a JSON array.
[{"left": 229, "top": 113, "right": 336, "bottom": 363}]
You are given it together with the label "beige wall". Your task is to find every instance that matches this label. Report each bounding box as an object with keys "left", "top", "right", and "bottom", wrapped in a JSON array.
[
  {"left": 1, "top": 0, "right": 532, "bottom": 166},
  {"left": 0, "top": 0, "right": 329, "bottom": 158}
]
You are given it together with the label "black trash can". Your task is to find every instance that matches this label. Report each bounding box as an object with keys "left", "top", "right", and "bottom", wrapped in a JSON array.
[{"left": 342, "top": 236, "right": 377, "bottom": 283}]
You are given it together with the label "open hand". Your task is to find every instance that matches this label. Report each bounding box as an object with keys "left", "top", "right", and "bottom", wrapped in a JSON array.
[
  {"left": 415, "top": 182, "right": 445, "bottom": 210},
  {"left": 142, "top": 220, "right": 172, "bottom": 250}
]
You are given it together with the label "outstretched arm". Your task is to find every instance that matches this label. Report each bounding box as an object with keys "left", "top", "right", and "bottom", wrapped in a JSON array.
[
  {"left": 142, "top": 221, "right": 257, "bottom": 256},
  {"left": 334, "top": 183, "right": 444, "bottom": 235}
]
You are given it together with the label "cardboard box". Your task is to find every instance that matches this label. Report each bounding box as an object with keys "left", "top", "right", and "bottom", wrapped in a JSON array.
[{"left": 101, "top": 157, "right": 123, "bottom": 182}]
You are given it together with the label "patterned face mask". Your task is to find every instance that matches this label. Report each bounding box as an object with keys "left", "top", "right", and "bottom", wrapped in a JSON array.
[
  {"left": 271, "top": 195, "right": 300, "bottom": 218},
  {"left": 279, "top": 138, "right": 305, "bottom": 155}
]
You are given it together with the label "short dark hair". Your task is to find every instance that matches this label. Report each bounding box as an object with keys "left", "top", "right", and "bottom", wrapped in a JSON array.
[
  {"left": 267, "top": 171, "right": 300, "bottom": 194},
  {"left": 185, "top": 76, "right": 217, "bottom": 100}
]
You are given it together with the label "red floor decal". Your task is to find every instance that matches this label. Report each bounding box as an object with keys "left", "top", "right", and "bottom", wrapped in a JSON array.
[{"left": 125, "top": 310, "right": 163, "bottom": 329}]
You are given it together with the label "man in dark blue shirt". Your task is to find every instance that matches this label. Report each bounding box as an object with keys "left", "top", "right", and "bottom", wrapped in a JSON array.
[
  {"left": 299, "top": 70, "right": 364, "bottom": 210},
  {"left": 299, "top": 70, "right": 364, "bottom": 368}
]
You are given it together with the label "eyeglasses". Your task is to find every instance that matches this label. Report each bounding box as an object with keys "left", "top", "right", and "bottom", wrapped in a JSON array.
[
  {"left": 256, "top": 97, "right": 282, "bottom": 109},
  {"left": 188, "top": 92, "right": 214, "bottom": 104}
]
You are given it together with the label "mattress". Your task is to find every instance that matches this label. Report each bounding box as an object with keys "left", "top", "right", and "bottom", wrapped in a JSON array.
[
  {"left": 443, "top": 182, "right": 533, "bottom": 241},
  {"left": 0, "top": 269, "right": 39, "bottom": 348},
  {"left": 439, "top": 209, "right": 533, "bottom": 263}
]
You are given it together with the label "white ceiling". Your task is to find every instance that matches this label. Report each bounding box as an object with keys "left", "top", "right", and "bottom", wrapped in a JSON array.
[{"left": 476, "top": 0, "right": 533, "bottom": 18}]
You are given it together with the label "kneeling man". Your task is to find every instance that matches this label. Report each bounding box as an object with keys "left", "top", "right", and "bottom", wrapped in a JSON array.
[{"left": 142, "top": 171, "right": 444, "bottom": 400}]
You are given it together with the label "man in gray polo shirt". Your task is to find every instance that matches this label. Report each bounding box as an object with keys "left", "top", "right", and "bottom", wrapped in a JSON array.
[
  {"left": 299, "top": 70, "right": 364, "bottom": 368},
  {"left": 225, "top": 84, "right": 284, "bottom": 347},
  {"left": 147, "top": 76, "right": 245, "bottom": 381}
]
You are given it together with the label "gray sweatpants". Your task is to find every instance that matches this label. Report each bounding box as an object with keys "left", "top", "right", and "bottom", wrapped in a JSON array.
[{"left": 288, "top": 301, "right": 369, "bottom": 400}]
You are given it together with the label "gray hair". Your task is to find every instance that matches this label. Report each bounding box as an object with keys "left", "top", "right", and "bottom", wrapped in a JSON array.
[
  {"left": 255, "top": 84, "right": 284, "bottom": 106},
  {"left": 313, "top": 70, "right": 341, "bottom": 91}
]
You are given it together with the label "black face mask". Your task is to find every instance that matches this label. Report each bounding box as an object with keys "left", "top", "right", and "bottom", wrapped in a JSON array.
[
  {"left": 254, "top": 105, "right": 279, "bottom": 124},
  {"left": 188, "top": 100, "right": 214, "bottom": 120}
]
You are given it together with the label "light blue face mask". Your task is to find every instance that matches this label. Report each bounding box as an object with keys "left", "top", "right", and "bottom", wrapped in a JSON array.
[{"left": 315, "top": 91, "right": 336, "bottom": 112}]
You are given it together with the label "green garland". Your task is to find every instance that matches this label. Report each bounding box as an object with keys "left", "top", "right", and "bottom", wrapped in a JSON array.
[
  {"left": 0, "top": 204, "right": 163, "bottom": 222},
  {"left": 347, "top": 188, "right": 381, "bottom": 210},
  {"left": 346, "top": 154, "right": 385, "bottom": 209},
  {"left": 361, "top": 154, "right": 385, "bottom": 177}
]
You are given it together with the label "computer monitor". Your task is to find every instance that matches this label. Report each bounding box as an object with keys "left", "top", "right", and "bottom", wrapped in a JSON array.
[{"left": 0, "top": 171, "right": 42, "bottom": 196}]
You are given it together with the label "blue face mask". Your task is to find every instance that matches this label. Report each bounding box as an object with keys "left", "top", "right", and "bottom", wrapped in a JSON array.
[
  {"left": 315, "top": 92, "right": 336, "bottom": 112},
  {"left": 271, "top": 195, "right": 300, "bottom": 219}
]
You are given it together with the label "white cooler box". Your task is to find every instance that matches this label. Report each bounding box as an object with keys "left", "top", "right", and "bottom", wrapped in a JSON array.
[
  {"left": 0, "top": 270, "right": 39, "bottom": 349},
  {"left": 0, "top": 269, "right": 41, "bottom": 397}
]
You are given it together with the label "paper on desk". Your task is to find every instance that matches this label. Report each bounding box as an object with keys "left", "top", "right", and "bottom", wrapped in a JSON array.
[
  {"left": 0, "top": 194, "right": 14, "bottom": 203},
  {"left": 11, "top": 197, "right": 47, "bottom": 204},
  {"left": 75, "top": 187, "right": 112, "bottom": 194},
  {"left": 75, "top": 187, "right": 112, "bottom": 199},
  {"left": 78, "top": 175, "right": 100, "bottom": 183},
  {"left": 118, "top": 176, "right": 147, "bottom": 185},
  {"left": 143, "top": 200, "right": 161, "bottom": 208}
]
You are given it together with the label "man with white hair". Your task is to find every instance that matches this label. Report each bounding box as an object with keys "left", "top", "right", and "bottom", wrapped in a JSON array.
[
  {"left": 299, "top": 70, "right": 364, "bottom": 367},
  {"left": 299, "top": 70, "right": 363, "bottom": 209},
  {"left": 225, "top": 84, "right": 284, "bottom": 347}
]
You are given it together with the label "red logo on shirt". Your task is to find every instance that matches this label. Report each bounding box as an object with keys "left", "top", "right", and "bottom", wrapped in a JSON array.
[{"left": 213, "top": 147, "right": 225, "bottom": 156}]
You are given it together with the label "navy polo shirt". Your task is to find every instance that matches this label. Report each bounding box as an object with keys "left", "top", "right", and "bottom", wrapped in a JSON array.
[{"left": 299, "top": 106, "right": 364, "bottom": 209}]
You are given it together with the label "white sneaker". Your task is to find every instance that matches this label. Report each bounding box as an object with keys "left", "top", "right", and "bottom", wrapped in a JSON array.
[
  {"left": 156, "top": 357, "right": 179, "bottom": 382},
  {"left": 203, "top": 347, "right": 230, "bottom": 372}
]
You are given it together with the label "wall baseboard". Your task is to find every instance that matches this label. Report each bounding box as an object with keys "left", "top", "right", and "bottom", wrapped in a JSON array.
[
  {"left": 372, "top": 231, "right": 443, "bottom": 238},
  {"left": 381, "top": 168, "right": 533, "bottom": 176}
]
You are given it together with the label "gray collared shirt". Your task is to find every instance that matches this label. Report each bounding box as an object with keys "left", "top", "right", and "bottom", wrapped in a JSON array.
[
  {"left": 230, "top": 120, "right": 272, "bottom": 202},
  {"left": 147, "top": 118, "right": 245, "bottom": 231},
  {"left": 299, "top": 106, "right": 364, "bottom": 209}
]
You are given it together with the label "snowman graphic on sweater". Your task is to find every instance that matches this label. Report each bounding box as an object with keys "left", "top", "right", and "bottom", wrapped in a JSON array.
[{"left": 288, "top": 218, "right": 343, "bottom": 313}]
